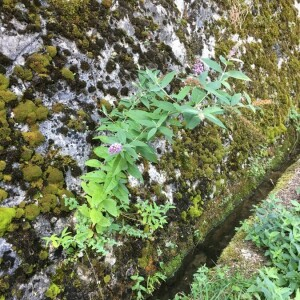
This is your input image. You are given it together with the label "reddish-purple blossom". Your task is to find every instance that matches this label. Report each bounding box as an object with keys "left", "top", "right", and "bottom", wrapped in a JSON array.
[
  {"left": 108, "top": 143, "right": 123, "bottom": 155},
  {"left": 192, "top": 60, "right": 204, "bottom": 75}
]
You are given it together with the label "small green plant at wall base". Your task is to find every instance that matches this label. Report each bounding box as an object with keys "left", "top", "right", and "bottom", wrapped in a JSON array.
[
  {"left": 174, "top": 265, "right": 253, "bottom": 300},
  {"left": 131, "top": 271, "right": 167, "bottom": 299},
  {"left": 131, "top": 274, "right": 148, "bottom": 300},
  {"left": 136, "top": 200, "right": 175, "bottom": 233},
  {"left": 242, "top": 195, "right": 300, "bottom": 297},
  {"left": 46, "top": 56, "right": 255, "bottom": 257}
]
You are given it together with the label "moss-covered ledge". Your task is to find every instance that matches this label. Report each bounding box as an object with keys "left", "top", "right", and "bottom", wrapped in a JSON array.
[
  {"left": 160, "top": 125, "right": 298, "bottom": 279},
  {"left": 217, "top": 155, "right": 300, "bottom": 278}
]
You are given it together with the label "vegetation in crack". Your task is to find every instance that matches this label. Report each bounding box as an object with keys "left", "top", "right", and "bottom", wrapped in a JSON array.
[{"left": 174, "top": 194, "right": 300, "bottom": 300}]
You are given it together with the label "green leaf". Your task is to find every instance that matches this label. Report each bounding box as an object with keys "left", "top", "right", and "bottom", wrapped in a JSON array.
[
  {"left": 147, "top": 127, "right": 157, "bottom": 140},
  {"left": 201, "top": 58, "right": 223, "bottom": 73},
  {"left": 145, "top": 68, "right": 159, "bottom": 82},
  {"left": 159, "top": 126, "right": 173, "bottom": 141},
  {"left": 230, "top": 93, "right": 242, "bottom": 106},
  {"left": 169, "top": 118, "right": 182, "bottom": 126},
  {"left": 185, "top": 115, "right": 201, "bottom": 129},
  {"left": 127, "top": 164, "right": 143, "bottom": 180},
  {"left": 94, "top": 135, "right": 118, "bottom": 144},
  {"left": 85, "top": 159, "right": 102, "bottom": 168},
  {"left": 136, "top": 119, "right": 157, "bottom": 127},
  {"left": 140, "top": 96, "right": 150, "bottom": 109},
  {"left": 157, "top": 113, "right": 168, "bottom": 127},
  {"left": 149, "top": 84, "right": 161, "bottom": 92},
  {"left": 221, "top": 80, "right": 232, "bottom": 91},
  {"left": 243, "top": 91, "right": 252, "bottom": 104},
  {"left": 81, "top": 171, "right": 106, "bottom": 183},
  {"left": 219, "top": 55, "right": 229, "bottom": 66},
  {"left": 204, "top": 86, "right": 230, "bottom": 105},
  {"left": 91, "top": 188, "right": 106, "bottom": 206},
  {"left": 159, "top": 71, "right": 176, "bottom": 88},
  {"left": 225, "top": 70, "right": 251, "bottom": 81},
  {"left": 95, "top": 215, "right": 111, "bottom": 229},
  {"left": 198, "top": 71, "right": 209, "bottom": 83},
  {"left": 97, "top": 123, "right": 120, "bottom": 132},
  {"left": 90, "top": 208, "right": 103, "bottom": 224},
  {"left": 191, "top": 87, "right": 206, "bottom": 104},
  {"left": 101, "top": 199, "right": 118, "bottom": 217},
  {"left": 78, "top": 204, "right": 90, "bottom": 218},
  {"left": 130, "top": 140, "right": 149, "bottom": 148},
  {"left": 172, "top": 86, "right": 191, "bottom": 101},
  {"left": 123, "top": 145, "right": 139, "bottom": 160},
  {"left": 114, "top": 184, "right": 129, "bottom": 206},
  {"left": 204, "top": 113, "right": 226, "bottom": 129},
  {"left": 152, "top": 99, "right": 176, "bottom": 112},
  {"left": 117, "top": 131, "right": 127, "bottom": 144},
  {"left": 103, "top": 176, "right": 118, "bottom": 193},
  {"left": 137, "top": 145, "right": 157, "bottom": 163},
  {"left": 175, "top": 103, "right": 199, "bottom": 115},
  {"left": 126, "top": 110, "right": 151, "bottom": 120},
  {"left": 203, "top": 106, "right": 224, "bottom": 115},
  {"left": 109, "top": 155, "right": 127, "bottom": 177},
  {"left": 94, "top": 146, "right": 110, "bottom": 160},
  {"left": 207, "top": 81, "right": 222, "bottom": 90}
]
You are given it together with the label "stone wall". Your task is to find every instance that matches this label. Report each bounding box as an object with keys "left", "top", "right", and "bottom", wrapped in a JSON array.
[{"left": 0, "top": 0, "right": 299, "bottom": 299}]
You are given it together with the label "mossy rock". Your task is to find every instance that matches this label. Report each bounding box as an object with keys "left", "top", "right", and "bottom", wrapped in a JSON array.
[
  {"left": 42, "top": 184, "right": 59, "bottom": 195},
  {"left": 0, "top": 90, "right": 17, "bottom": 103},
  {"left": 0, "top": 74, "right": 9, "bottom": 90},
  {"left": 24, "top": 204, "right": 40, "bottom": 220},
  {"left": 27, "top": 53, "right": 52, "bottom": 74},
  {"left": 39, "top": 250, "right": 49, "bottom": 260},
  {"left": 13, "top": 100, "right": 37, "bottom": 123},
  {"left": 15, "top": 208, "right": 24, "bottom": 218},
  {"left": 102, "top": 0, "right": 112, "bottom": 9},
  {"left": 188, "top": 195, "right": 203, "bottom": 219},
  {"left": 0, "top": 207, "right": 16, "bottom": 236},
  {"left": 13, "top": 65, "right": 33, "bottom": 81},
  {"left": 22, "top": 165, "right": 43, "bottom": 182},
  {"left": 61, "top": 67, "right": 74, "bottom": 80},
  {"left": 0, "top": 189, "right": 8, "bottom": 201},
  {"left": 36, "top": 106, "right": 49, "bottom": 120},
  {"left": 22, "top": 131, "right": 45, "bottom": 147},
  {"left": 21, "top": 146, "right": 33, "bottom": 161},
  {"left": 49, "top": 0, "right": 89, "bottom": 18},
  {"left": 0, "top": 160, "right": 6, "bottom": 171},
  {"left": 13, "top": 101, "right": 48, "bottom": 123},
  {"left": 38, "top": 194, "right": 57, "bottom": 213},
  {"left": 44, "top": 166, "right": 64, "bottom": 184},
  {"left": 45, "top": 283, "right": 61, "bottom": 299},
  {"left": 46, "top": 46, "right": 57, "bottom": 58}
]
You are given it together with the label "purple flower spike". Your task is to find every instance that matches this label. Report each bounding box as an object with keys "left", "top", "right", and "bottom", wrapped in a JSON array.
[
  {"left": 108, "top": 143, "right": 123, "bottom": 155},
  {"left": 192, "top": 60, "right": 204, "bottom": 75}
]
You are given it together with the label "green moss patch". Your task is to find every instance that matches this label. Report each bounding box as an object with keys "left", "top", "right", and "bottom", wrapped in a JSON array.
[
  {"left": 0, "top": 189, "right": 8, "bottom": 201},
  {"left": 26, "top": 53, "right": 52, "bottom": 74},
  {"left": 0, "top": 90, "right": 17, "bottom": 103},
  {"left": 61, "top": 67, "right": 74, "bottom": 80},
  {"left": 44, "top": 167, "right": 64, "bottom": 184},
  {"left": 0, "top": 74, "right": 9, "bottom": 90},
  {"left": 22, "top": 131, "right": 45, "bottom": 147},
  {"left": 13, "top": 65, "right": 33, "bottom": 81},
  {"left": 22, "top": 165, "right": 43, "bottom": 182},
  {"left": 13, "top": 100, "right": 49, "bottom": 124},
  {"left": 24, "top": 204, "right": 40, "bottom": 220},
  {"left": 0, "top": 207, "right": 16, "bottom": 236}
]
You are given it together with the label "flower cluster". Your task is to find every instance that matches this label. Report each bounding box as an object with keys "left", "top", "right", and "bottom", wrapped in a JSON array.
[
  {"left": 192, "top": 60, "right": 204, "bottom": 75},
  {"left": 108, "top": 143, "right": 123, "bottom": 155}
]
